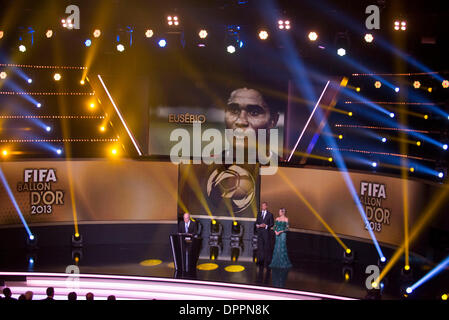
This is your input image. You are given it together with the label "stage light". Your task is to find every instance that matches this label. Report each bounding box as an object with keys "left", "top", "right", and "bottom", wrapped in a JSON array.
[
  {"left": 100, "top": 126, "right": 105, "bottom": 132},
  {"left": 0, "top": 71, "right": 6, "bottom": 79},
  {"left": 93, "top": 29, "right": 101, "bottom": 38},
  {"left": 111, "top": 148, "right": 117, "bottom": 155},
  {"left": 53, "top": 73, "right": 61, "bottom": 81},
  {"left": 0, "top": 31, "right": 3, "bottom": 39},
  {"left": 145, "top": 29, "right": 154, "bottom": 38},
  {"left": 19, "top": 44, "right": 26, "bottom": 52},
  {"left": 401, "top": 21, "right": 407, "bottom": 31},
  {"left": 389, "top": 112, "right": 395, "bottom": 118},
  {"left": 56, "top": 149, "right": 62, "bottom": 155},
  {"left": 395, "top": 87, "right": 400, "bottom": 92},
  {"left": 26, "top": 234, "right": 37, "bottom": 249},
  {"left": 308, "top": 31, "right": 318, "bottom": 41},
  {"left": 45, "top": 126, "right": 51, "bottom": 132},
  {"left": 406, "top": 287, "right": 412, "bottom": 294},
  {"left": 428, "top": 87, "right": 432, "bottom": 92},
  {"left": 338, "top": 134, "right": 343, "bottom": 140},
  {"left": 278, "top": 20, "right": 290, "bottom": 30},
  {"left": 84, "top": 39, "right": 92, "bottom": 47},
  {"left": 2, "top": 150, "right": 7, "bottom": 157},
  {"left": 416, "top": 141, "right": 421, "bottom": 146},
  {"left": 348, "top": 111, "right": 353, "bottom": 116},
  {"left": 80, "top": 80, "right": 85, "bottom": 85},
  {"left": 27, "top": 78, "right": 32, "bottom": 84},
  {"left": 258, "top": 30, "right": 269, "bottom": 40},
  {"left": 438, "top": 172, "right": 444, "bottom": 178},
  {"left": 343, "top": 248, "right": 354, "bottom": 264},
  {"left": 328, "top": 157, "right": 333, "bottom": 162},
  {"left": 62, "top": 19, "right": 74, "bottom": 29},
  {"left": 404, "top": 265, "right": 410, "bottom": 271},
  {"left": 72, "top": 233, "right": 83, "bottom": 248},
  {"left": 442, "top": 294, "right": 448, "bottom": 301},
  {"left": 372, "top": 162, "right": 378, "bottom": 168},
  {"left": 116, "top": 44, "right": 125, "bottom": 52},
  {"left": 380, "top": 257, "right": 386, "bottom": 263},
  {"left": 89, "top": 102, "right": 95, "bottom": 109},
  {"left": 45, "top": 29, "right": 53, "bottom": 38},
  {"left": 356, "top": 87, "right": 361, "bottom": 92},
  {"left": 381, "top": 137, "right": 387, "bottom": 143},
  {"left": 227, "top": 45, "right": 236, "bottom": 54},
  {"left": 231, "top": 221, "right": 244, "bottom": 245},
  {"left": 158, "top": 39, "right": 167, "bottom": 48},
  {"left": 199, "top": 29, "right": 208, "bottom": 39},
  {"left": 413, "top": 81, "right": 421, "bottom": 89},
  {"left": 410, "top": 167, "right": 415, "bottom": 173},
  {"left": 36, "top": 103, "right": 41, "bottom": 108},
  {"left": 364, "top": 33, "right": 374, "bottom": 43},
  {"left": 337, "top": 48, "right": 346, "bottom": 56},
  {"left": 167, "top": 15, "right": 179, "bottom": 26},
  {"left": 443, "top": 80, "right": 449, "bottom": 88},
  {"left": 424, "top": 114, "right": 429, "bottom": 120},
  {"left": 442, "top": 144, "right": 448, "bottom": 150},
  {"left": 375, "top": 81, "right": 381, "bottom": 88},
  {"left": 343, "top": 268, "right": 351, "bottom": 282}
]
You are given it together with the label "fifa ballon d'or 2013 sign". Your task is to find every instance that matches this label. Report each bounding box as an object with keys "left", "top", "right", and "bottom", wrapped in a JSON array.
[
  {"left": 359, "top": 181, "right": 391, "bottom": 233},
  {"left": 16, "top": 168, "right": 65, "bottom": 215}
]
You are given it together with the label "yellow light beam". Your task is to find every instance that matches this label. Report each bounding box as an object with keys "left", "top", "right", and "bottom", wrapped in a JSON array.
[
  {"left": 376, "top": 184, "right": 449, "bottom": 283},
  {"left": 277, "top": 169, "right": 349, "bottom": 251},
  {"left": 180, "top": 164, "right": 214, "bottom": 217},
  {"left": 48, "top": 0, "right": 79, "bottom": 237}
]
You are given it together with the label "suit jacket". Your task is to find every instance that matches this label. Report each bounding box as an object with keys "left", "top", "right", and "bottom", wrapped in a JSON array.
[
  {"left": 255, "top": 210, "right": 274, "bottom": 234},
  {"left": 178, "top": 220, "right": 198, "bottom": 235}
]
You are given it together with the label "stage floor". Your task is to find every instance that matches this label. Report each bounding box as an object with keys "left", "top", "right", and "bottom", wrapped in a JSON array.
[{"left": 0, "top": 234, "right": 445, "bottom": 300}]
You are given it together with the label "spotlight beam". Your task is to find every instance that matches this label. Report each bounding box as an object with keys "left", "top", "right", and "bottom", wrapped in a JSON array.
[
  {"left": 376, "top": 184, "right": 449, "bottom": 283},
  {"left": 277, "top": 169, "right": 349, "bottom": 251},
  {"left": 287, "top": 81, "right": 330, "bottom": 162},
  {"left": 97, "top": 75, "right": 143, "bottom": 156},
  {"left": 408, "top": 254, "right": 449, "bottom": 293},
  {"left": 0, "top": 167, "right": 33, "bottom": 238}
]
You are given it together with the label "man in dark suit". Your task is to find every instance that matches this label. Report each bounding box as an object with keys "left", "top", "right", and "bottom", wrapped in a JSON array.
[
  {"left": 43, "top": 287, "right": 54, "bottom": 300},
  {"left": 178, "top": 212, "right": 198, "bottom": 235},
  {"left": 255, "top": 201, "right": 274, "bottom": 268},
  {"left": 2, "top": 288, "right": 16, "bottom": 300}
]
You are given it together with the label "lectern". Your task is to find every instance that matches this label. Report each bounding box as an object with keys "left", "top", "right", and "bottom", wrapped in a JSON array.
[{"left": 169, "top": 233, "right": 201, "bottom": 274}]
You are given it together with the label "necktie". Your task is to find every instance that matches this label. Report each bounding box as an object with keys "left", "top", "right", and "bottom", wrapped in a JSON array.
[
  {"left": 262, "top": 211, "right": 266, "bottom": 220},
  {"left": 185, "top": 222, "right": 189, "bottom": 233}
]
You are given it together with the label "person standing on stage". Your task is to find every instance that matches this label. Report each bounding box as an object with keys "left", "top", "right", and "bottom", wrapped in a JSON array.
[
  {"left": 269, "top": 208, "right": 292, "bottom": 269},
  {"left": 178, "top": 212, "right": 198, "bottom": 235},
  {"left": 255, "top": 201, "right": 274, "bottom": 268}
]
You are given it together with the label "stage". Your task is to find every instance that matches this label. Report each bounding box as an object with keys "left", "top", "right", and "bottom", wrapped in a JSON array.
[{"left": 0, "top": 222, "right": 445, "bottom": 300}]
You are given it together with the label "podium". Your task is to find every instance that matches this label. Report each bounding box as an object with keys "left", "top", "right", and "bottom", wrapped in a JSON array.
[{"left": 169, "top": 233, "right": 201, "bottom": 274}]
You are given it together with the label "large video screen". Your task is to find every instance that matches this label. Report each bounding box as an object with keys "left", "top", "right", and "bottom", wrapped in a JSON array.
[{"left": 148, "top": 72, "right": 287, "bottom": 159}]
